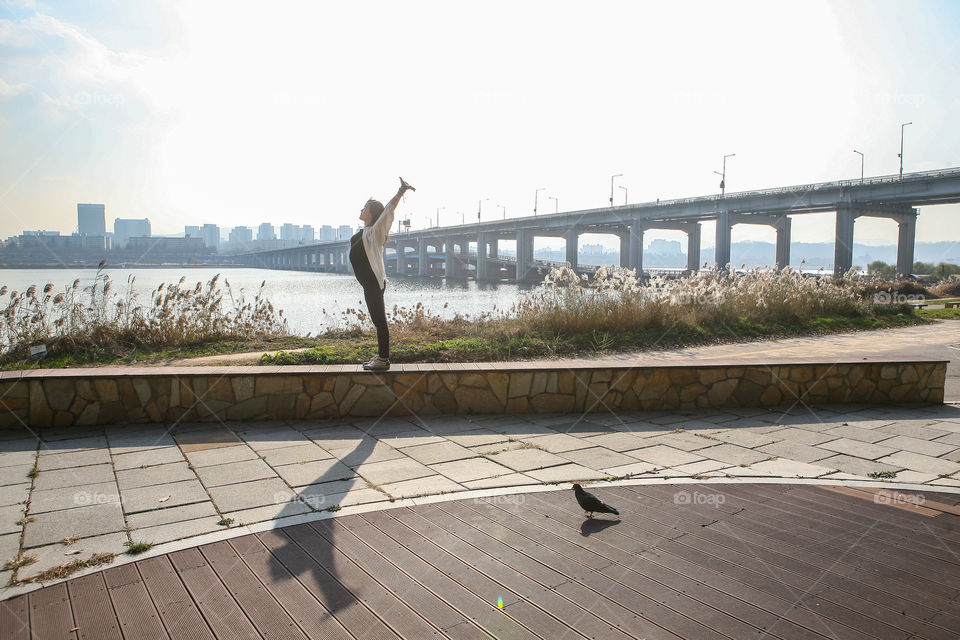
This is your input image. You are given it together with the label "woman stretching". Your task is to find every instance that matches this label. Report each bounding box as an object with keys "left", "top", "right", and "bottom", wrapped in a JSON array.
[{"left": 350, "top": 177, "right": 415, "bottom": 371}]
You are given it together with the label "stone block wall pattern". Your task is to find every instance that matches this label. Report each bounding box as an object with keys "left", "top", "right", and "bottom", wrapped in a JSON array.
[{"left": 0, "top": 357, "right": 946, "bottom": 428}]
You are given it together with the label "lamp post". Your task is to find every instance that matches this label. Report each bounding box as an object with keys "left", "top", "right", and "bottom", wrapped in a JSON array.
[
  {"left": 423, "top": 217, "right": 433, "bottom": 228},
  {"left": 714, "top": 153, "right": 735, "bottom": 197},
  {"left": 610, "top": 174, "right": 623, "bottom": 206},
  {"left": 899, "top": 122, "right": 912, "bottom": 180},
  {"left": 436, "top": 207, "right": 444, "bottom": 227},
  {"left": 549, "top": 196, "right": 558, "bottom": 213},
  {"left": 619, "top": 185, "right": 628, "bottom": 205},
  {"left": 534, "top": 187, "right": 545, "bottom": 215},
  {"left": 459, "top": 211, "right": 464, "bottom": 225},
  {"left": 853, "top": 150, "right": 864, "bottom": 184},
  {"left": 477, "top": 197, "right": 489, "bottom": 223},
  {"left": 499, "top": 204, "right": 506, "bottom": 220}
]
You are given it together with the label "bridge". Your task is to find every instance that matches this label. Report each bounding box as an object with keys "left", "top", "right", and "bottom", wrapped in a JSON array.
[{"left": 238, "top": 166, "right": 960, "bottom": 282}]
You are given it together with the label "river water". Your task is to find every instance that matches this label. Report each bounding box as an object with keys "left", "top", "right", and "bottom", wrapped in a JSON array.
[{"left": 0, "top": 268, "right": 534, "bottom": 335}]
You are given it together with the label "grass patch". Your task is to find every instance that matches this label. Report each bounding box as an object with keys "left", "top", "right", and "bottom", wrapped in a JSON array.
[
  {"left": 125, "top": 541, "right": 153, "bottom": 555},
  {"left": 4, "top": 555, "right": 35, "bottom": 571},
  {"left": 917, "top": 307, "right": 960, "bottom": 319},
  {"left": 217, "top": 518, "right": 234, "bottom": 527},
  {"left": 28, "top": 553, "right": 115, "bottom": 583},
  {"left": 868, "top": 471, "right": 898, "bottom": 479}
]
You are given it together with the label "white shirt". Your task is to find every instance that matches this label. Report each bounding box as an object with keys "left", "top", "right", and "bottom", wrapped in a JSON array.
[{"left": 361, "top": 196, "right": 398, "bottom": 289}]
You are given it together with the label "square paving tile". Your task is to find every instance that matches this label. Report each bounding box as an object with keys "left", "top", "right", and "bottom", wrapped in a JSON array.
[
  {"left": 113, "top": 446, "right": 185, "bottom": 471},
  {"left": 876, "top": 451, "right": 960, "bottom": 476},
  {"left": 207, "top": 477, "right": 292, "bottom": 513},
  {"left": 0, "top": 503, "right": 25, "bottom": 535},
  {"left": 37, "top": 448, "right": 110, "bottom": 471},
  {"left": 0, "top": 450, "right": 37, "bottom": 468},
  {"left": 184, "top": 444, "right": 258, "bottom": 468},
  {"left": 237, "top": 427, "right": 311, "bottom": 452},
  {"left": 0, "top": 532, "right": 20, "bottom": 565},
  {"left": 116, "top": 461, "right": 196, "bottom": 491},
  {"left": 525, "top": 464, "right": 605, "bottom": 483},
  {"left": 601, "top": 461, "right": 659, "bottom": 476},
  {"left": 33, "top": 464, "right": 114, "bottom": 491},
  {"left": 521, "top": 433, "right": 595, "bottom": 454},
  {"left": 483, "top": 448, "right": 569, "bottom": 472},
  {"left": 644, "top": 432, "right": 716, "bottom": 452},
  {"left": 258, "top": 443, "right": 333, "bottom": 466},
  {"left": 354, "top": 457, "right": 435, "bottom": 486},
  {"left": 757, "top": 441, "right": 834, "bottom": 464},
  {"left": 402, "top": 441, "right": 476, "bottom": 465},
  {"left": 334, "top": 442, "right": 405, "bottom": 467},
  {"left": 431, "top": 458, "right": 515, "bottom": 483},
  {"left": 381, "top": 475, "right": 463, "bottom": 499},
  {"left": 225, "top": 501, "right": 312, "bottom": 526},
  {"left": 749, "top": 459, "right": 835, "bottom": 478},
  {"left": 816, "top": 454, "right": 901, "bottom": 477},
  {"left": 558, "top": 447, "right": 639, "bottom": 470},
  {"left": 37, "top": 435, "right": 107, "bottom": 456},
  {"left": 126, "top": 501, "right": 219, "bottom": 530},
  {"left": 273, "top": 459, "right": 355, "bottom": 488},
  {"left": 820, "top": 425, "right": 893, "bottom": 444},
  {"left": 22, "top": 502, "right": 125, "bottom": 548},
  {"left": 195, "top": 458, "right": 277, "bottom": 488},
  {"left": 462, "top": 474, "right": 539, "bottom": 490},
  {"left": 624, "top": 445, "right": 705, "bottom": 467},
  {"left": 873, "top": 435, "right": 957, "bottom": 458},
  {"left": 317, "top": 488, "right": 389, "bottom": 509},
  {"left": 817, "top": 438, "right": 899, "bottom": 461},
  {"left": 695, "top": 444, "right": 772, "bottom": 466},
  {"left": 0, "top": 483, "right": 29, "bottom": 508},
  {"left": 445, "top": 429, "right": 511, "bottom": 448},
  {"left": 374, "top": 432, "right": 445, "bottom": 449},
  {"left": 764, "top": 427, "right": 835, "bottom": 446},
  {"left": 29, "top": 481, "right": 119, "bottom": 515},
  {"left": 133, "top": 516, "right": 224, "bottom": 545},
  {"left": 121, "top": 479, "right": 209, "bottom": 514},
  {"left": 17, "top": 532, "right": 128, "bottom": 580},
  {"left": 705, "top": 430, "right": 778, "bottom": 449},
  {"left": 106, "top": 428, "right": 176, "bottom": 454},
  {"left": 172, "top": 424, "right": 243, "bottom": 452}
]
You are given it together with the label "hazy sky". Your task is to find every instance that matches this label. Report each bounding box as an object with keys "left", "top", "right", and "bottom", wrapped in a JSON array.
[{"left": 2, "top": 0, "right": 959, "bottom": 251}]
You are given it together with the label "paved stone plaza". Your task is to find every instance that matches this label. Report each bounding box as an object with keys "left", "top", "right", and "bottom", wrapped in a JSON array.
[{"left": 1, "top": 401, "right": 959, "bottom": 594}]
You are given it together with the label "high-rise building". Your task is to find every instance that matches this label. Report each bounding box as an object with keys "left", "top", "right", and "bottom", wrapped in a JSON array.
[
  {"left": 228, "top": 226, "right": 253, "bottom": 245},
  {"left": 201, "top": 223, "right": 220, "bottom": 251},
  {"left": 113, "top": 218, "right": 151, "bottom": 248},
  {"left": 337, "top": 225, "right": 352, "bottom": 240},
  {"left": 280, "top": 223, "right": 297, "bottom": 242},
  {"left": 184, "top": 225, "right": 201, "bottom": 239},
  {"left": 299, "top": 225, "right": 314, "bottom": 244},
  {"left": 258, "top": 223, "right": 275, "bottom": 241},
  {"left": 77, "top": 204, "right": 105, "bottom": 236},
  {"left": 320, "top": 225, "right": 335, "bottom": 241}
]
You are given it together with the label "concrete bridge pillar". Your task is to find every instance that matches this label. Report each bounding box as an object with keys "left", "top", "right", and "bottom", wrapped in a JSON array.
[
  {"left": 489, "top": 237, "right": 498, "bottom": 258},
  {"left": 344, "top": 247, "right": 353, "bottom": 274},
  {"left": 628, "top": 221, "right": 644, "bottom": 274},
  {"left": 396, "top": 242, "right": 407, "bottom": 276},
  {"left": 834, "top": 203, "right": 855, "bottom": 278},
  {"left": 896, "top": 209, "right": 918, "bottom": 276},
  {"left": 775, "top": 217, "right": 792, "bottom": 269},
  {"left": 477, "top": 232, "right": 492, "bottom": 281},
  {"left": 418, "top": 238, "right": 429, "bottom": 276},
  {"left": 686, "top": 223, "right": 701, "bottom": 272},
  {"left": 445, "top": 239, "right": 456, "bottom": 279},
  {"left": 565, "top": 227, "right": 578, "bottom": 268},
  {"left": 619, "top": 229, "right": 630, "bottom": 269},
  {"left": 516, "top": 229, "right": 534, "bottom": 282},
  {"left": 715, "top": 210, "right": 732, "bottom": 270}
]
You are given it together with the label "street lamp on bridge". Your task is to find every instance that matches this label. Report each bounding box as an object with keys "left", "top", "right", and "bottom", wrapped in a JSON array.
[
  {"left": 899, "top": 122, "right": 912, "bottom": 180},
  {"left": 436, "top": 207, "right": 444, "bottom": 227},
  {"left": 477, "top": 197, "right": 489, "bottom": 223},
  {"left": 619, "top": 185, "right": 628, "bottom": 205},
  {"left": 610, "top": 174, "right": 623, "bottom": 206},
  {"left": 853, "top": 150, "right": 864, "bottom": 184},
  {"left": 714, "top": 153, "right": 735, "bottom": 197},
  {"left": 549, "top": 196, "right": 558, "bottom": 213},
  {"left": 499, "top": 204, "right": 506, "bottom": 219},
  {"left": 534, "top": 187, "right": 545, "bottom": 215}
]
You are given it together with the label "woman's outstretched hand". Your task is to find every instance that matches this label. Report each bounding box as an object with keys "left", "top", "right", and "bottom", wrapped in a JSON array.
[{"left": 399, "top": 177, "right": 416, "bottom": 192}]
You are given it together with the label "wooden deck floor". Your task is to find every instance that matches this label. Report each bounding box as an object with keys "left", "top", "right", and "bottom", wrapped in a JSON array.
[{"left": 3, "top": 483, "right": 960, "bottom": 640}]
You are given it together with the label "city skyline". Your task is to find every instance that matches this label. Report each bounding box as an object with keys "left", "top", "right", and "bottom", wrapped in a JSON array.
[{"left": 1, "top": 0, "right": 959, "bottom": 253}]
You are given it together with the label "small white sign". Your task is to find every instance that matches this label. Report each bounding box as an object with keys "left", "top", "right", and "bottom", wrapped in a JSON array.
[{"left": 29, "top": 345, "right": 47, "bottom": 357}]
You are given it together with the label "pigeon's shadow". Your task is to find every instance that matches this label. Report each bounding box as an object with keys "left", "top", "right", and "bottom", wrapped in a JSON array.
[{"left": 580, "top": 517, "right": 621, "bottom": 537}]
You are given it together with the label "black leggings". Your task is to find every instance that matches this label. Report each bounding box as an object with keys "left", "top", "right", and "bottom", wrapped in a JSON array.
[{"left": 362, "top": 282, "right": 389, "bottom": 358}]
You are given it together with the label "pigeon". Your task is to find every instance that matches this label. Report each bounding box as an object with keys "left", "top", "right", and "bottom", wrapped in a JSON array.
[{"left": 572, "top": 483, "right": 620, "bottom": 519}]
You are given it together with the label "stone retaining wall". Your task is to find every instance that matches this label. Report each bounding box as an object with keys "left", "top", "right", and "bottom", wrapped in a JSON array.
[{"left": 0, "top": 357, "right": 946, "bottom": 428}]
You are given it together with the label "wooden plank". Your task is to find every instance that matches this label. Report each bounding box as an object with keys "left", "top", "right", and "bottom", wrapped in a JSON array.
[
  {"left": 307, "top": 519, "right": 486, "bottom": 640},
  {"left": 228, "top": 534, "right": 354, "bottom": 640},
  {"left": 281, "top": 522, "right": 445, "bottom": 640},
  {"left": 0, "top": 594, "right": 30, "bottom": 640},
  {"left": 28, "top": 582, "right": 77, "bottom": 640},
  {"left": 66, "top": 573, "right": 123, "bottom": 640},
  {"left": 137, "top": 555, "right": 216, "bottom": 640},
  {"left": 200, "top": 540, "right": 309, "bottom": 640},
  {"left": 101, "top": 563, "right": 170, "bottom": 640},
  {"left": 255, "top": 528, "right": 401, "bottom": 640},
  {"left": 168, "top": 547, "right": 261, "bottom": 640},
  {"left": 355, "top": 510, "right": 546, "bottom": 640}
]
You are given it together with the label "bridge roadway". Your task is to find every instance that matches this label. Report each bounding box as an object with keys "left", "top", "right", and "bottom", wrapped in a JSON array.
[{"left": 238, "top": 166, "right": 960, "bottom": 282}]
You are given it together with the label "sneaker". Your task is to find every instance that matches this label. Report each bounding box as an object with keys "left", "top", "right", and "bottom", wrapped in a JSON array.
[{"left": 363, "top": 356, "right": 390, "bottom": 371}]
